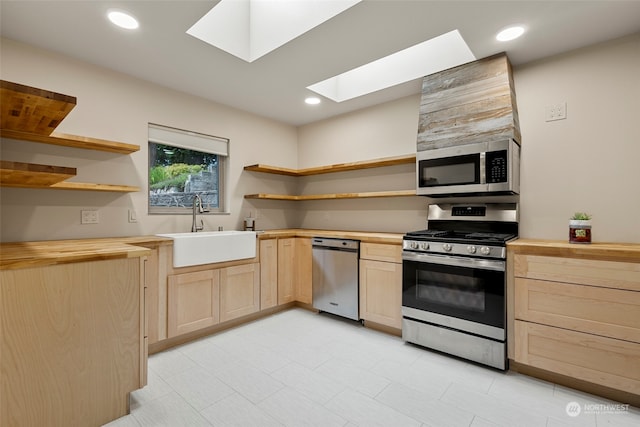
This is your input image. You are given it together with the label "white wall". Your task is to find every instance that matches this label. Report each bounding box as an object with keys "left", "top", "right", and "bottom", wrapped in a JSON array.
[
  {"left": 514, "top": 33, "right": 640, "bottom": 242},
  {"left": 0, "top": 38, "right": 299, "bottom": 242}
]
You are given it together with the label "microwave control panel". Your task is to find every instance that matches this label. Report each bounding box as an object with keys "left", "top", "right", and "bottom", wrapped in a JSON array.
[{"left": 485, "top": 150, "right": 508, "bottom": 183}]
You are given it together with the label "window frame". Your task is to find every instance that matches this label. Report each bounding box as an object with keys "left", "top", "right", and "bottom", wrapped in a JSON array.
[{"left": 147, "top": 123, "right": 229, "bottom": 215}]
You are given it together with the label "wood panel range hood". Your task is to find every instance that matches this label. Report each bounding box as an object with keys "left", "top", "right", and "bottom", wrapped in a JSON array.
[{"left": 417, "top": 52, "right": 521, "bottom": 151}]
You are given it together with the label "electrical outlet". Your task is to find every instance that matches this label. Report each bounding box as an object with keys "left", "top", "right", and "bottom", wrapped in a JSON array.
[
  {"left": 545, "top": 102, "right": 567, "bottom": 122},
  {"left": 128, "top": 209, "right": 137, "bottom": 223},
  {"left": 81, "top": 210, "right": 99, "bottom": 224}
]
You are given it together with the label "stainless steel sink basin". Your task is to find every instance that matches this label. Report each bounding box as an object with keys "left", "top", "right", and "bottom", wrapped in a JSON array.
[{"left": 156, "top": 230, "right": 257, "bottom": 268}]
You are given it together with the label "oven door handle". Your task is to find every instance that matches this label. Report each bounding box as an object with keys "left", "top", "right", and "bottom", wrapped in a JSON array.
[{"left": 402, "top": 252, "right": 505, "bottom": 271}]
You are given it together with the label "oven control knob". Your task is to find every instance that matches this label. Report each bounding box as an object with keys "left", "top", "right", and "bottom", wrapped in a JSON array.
[
  {"left": 480, "top": 246, "right": 491, "bottom": 255},
  {"left": 420, "top": 242, "right": 429, "bottom": 250},
  {"left": 442, "top": 243, "right": 452, "bottom": 252},
  {"left": 410, "top": 241, "right": 418, "bottom": 249},
  {"left": 467, "top": 245, "right": 477, "bottom": 254}
]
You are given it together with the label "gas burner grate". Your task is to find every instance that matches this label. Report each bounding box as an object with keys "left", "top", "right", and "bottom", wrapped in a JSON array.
[
  {"left": 464, "top": 232, "right": 515, "bottom": 241},
  {"left": 407, "top": 230, "right": 452, "bottom": 237}
]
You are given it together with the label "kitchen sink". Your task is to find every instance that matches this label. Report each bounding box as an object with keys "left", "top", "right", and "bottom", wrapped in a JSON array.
[{"left": 156, "top": 230, "right": 257, "bottom": 268}]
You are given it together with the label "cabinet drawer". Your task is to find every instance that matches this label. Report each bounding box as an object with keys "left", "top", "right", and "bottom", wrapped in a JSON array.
[
  {"left": 513, "top": 254, "right": 640, "bottom": 291},
  {"left": 360, "top": 242, "right": 402, "bottom": 263},
  {"left": 515, "top": 278, "right": 640, "bottom": 343},
  {"left": 514, "top": 321, "right": 640, "bottom": 395}
]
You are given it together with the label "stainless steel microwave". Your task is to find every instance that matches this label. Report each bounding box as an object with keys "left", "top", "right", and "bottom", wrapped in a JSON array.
[{"left": 416, "top": 139, "right": 520, "bottom": 197}]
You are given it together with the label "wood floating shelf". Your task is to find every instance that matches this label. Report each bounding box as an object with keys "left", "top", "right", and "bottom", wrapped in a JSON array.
[
  {"left": 0, "top": 160, "right": 138, "bottom": 193},
  {"left": 245, "top": 190, "right": 417, "bottom": 201},
  {"left": 244, "top": 154, "right": 416, "bottom": 177},
  {"left": 0, "top": 160, "right": 77, "bottom": 187},
  {"left": 0, "top": 129, "right": 140, "bottom": 154},
  {"left": 0, "top": 80, "right": 76, "bottom": 136},
  {"left": 1, "top": 80, "right": 140, "bottom": 192},
  {"left": 48, "top": 182, "right": 139, "bottom": 192},
  {"left": 0, "top": 79, "right": 140, "bottom": 154}
]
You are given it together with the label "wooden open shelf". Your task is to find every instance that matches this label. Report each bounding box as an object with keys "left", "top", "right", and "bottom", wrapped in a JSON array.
[
  {"left": 244, "top": 154, "right": 416, "bottom": 177},
  {"left": 48, "top": 182, "right": 139, "bottom": 192},
  {"left": 1, "top": 80, "right": 140, "bottom": 192},
  {"left": 0, "top": 129, "right": 140, "bottom": 154},
  {"left": 245, "top": 190, "right": 416, "bottom": 201},
  {"left": 1, "top": 80, "right": 140, "bottom": 153},
  {"left": 0, "top": 80, "right": 76, "bottom": 136},
  {"left": 0, "top": 160, "right": 76, "bottom": 186},
  {"left": 0, "top": 160, "right": 138, "bottom": 192},
  {"left": 244, "top": 154, "right": 418, "bottom": 201}
]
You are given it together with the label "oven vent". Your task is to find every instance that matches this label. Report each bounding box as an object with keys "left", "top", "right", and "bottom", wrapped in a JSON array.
[{"left": 416, "top": 52, "right": 521, "bottom": 151}]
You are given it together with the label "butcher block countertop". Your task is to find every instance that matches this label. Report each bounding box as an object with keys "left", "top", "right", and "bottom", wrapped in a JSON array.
[
  {"left": 0, "top": 236, "right": 171, "bottom": 270},
  {"left": 507, "top": 238, "right": 640, "bottom": 263},
  {"left": 0, "top": 230, "right": 403, "bottom": 270},
  {"left": 258, "top": 228, "right": 404, "bottom": 244}
]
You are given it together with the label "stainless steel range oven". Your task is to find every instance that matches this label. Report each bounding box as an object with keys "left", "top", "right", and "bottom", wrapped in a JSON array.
[{"left": 402, "top": 204, "right": 518, "bottom": 370}]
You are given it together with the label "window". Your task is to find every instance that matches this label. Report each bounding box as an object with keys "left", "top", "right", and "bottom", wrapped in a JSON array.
[{"left": 148, "top": 124, "right": 228, "bottom": 214}]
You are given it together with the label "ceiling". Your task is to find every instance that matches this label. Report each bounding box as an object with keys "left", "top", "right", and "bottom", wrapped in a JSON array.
[{"left": 2, "top": 1, "right": 640, "bottom": 126}]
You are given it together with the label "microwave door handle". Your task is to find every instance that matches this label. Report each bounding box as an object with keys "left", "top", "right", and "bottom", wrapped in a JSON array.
[{"left": 479, "top": 152, "right": 487, "bottom": 184}]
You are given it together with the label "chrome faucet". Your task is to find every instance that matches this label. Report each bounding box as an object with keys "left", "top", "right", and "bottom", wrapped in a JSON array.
[{"left": 191, "top": 194, "right": 209, "bottom": 232}]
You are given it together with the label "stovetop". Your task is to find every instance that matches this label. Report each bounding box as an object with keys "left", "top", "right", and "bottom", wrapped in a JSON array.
[
  {"left": 405, "top": 229, "right": 516, "bottom": 243},
  {"left": 403, "top": 204, "right": 519, "bottom": 259}
]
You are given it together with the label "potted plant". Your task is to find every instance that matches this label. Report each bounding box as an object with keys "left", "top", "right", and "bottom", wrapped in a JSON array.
[{"left": 569, "top": 212, "right": 592, "bottom": 243}]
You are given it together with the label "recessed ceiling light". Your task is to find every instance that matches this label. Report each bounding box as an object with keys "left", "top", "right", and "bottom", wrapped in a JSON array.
[
  {"left": 496, "top": 26, "right": 524, "bottom": 42},
  {"left": 305, "top": 97, "right": 321, "bottom": 105},
  {"left": 107, "top": 9, "right": 139, "bottom": 30}
]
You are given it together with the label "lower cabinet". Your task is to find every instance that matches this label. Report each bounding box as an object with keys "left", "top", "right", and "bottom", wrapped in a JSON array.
[
  {"left": 1, "top": 258, "right": 146, "bottom": 426},
  {"left": 220, "top": 263, "right": 260, "bottom": 322},
  {"left": 509, "top": 244, "right": 640, "bottom": 397},
  {"left": 359, "top": 243, "right": 402, "bottom": 329},
  {"left": 514, "top": 321, "right": 640, "bottom": 395},
  {"left": 167, "top": 263, "right": 261, "bottom": 338},
  {"left": 277, "top": 238, "right": 296, "bottom": 304},
  {"left": 167, "top": 269, "right": 220, "bottom": 338},
  {"left": 294, "top": 238, "right": 313, "bottom": 304},
  {"left": 264, "top": 237, "right": 313, "bottom": 307},
  {"left": 260, "top": 239, "right": 278, "bottom": 310}
]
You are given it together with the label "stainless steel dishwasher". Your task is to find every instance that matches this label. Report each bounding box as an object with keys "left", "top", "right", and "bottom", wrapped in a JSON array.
[{"left": 312, "top": 237, "right": 360, "bottom": 321}]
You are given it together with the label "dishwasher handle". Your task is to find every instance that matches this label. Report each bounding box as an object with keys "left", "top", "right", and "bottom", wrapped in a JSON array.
[{"left": 312, "top": 237, "right": 359, "bottom": 251}]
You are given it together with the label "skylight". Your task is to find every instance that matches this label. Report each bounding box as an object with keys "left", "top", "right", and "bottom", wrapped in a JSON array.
[
  {"left": 187, "top": 0, "right": 361, "bottom": 63},
  {"left": 307, "top": 30, "right": 476, "bottom": 102}
]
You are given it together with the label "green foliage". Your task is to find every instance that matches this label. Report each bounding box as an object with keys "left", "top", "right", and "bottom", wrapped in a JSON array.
[
  {"left": 149, "top": 166, "right": 168, "bottom": 185},
  {"left": 571, "top": 212, "right": 592, "bottom": 220},
  {"left": 149, "top": 163, "right": 204, "bottom": 191}
]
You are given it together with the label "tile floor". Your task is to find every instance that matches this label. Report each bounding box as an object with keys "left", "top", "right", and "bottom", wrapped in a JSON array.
[{"left": 105, "top": 308, "right": 639, "bottom": 427}]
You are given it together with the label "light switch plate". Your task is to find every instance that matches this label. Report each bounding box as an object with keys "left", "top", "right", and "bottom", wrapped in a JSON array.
[{"left": 128, "top": 209, "right": 137, "bottom": 223}]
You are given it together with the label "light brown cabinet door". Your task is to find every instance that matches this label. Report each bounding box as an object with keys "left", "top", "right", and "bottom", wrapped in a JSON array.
[
  {"left": 167, "top": 269, "right": 220, "bottom": 338},
  {"left": 294, "top": 238, "right": 313, "bottom": 304},
  {"left": 359, "top": 259, "right": 402, "bottom": 329},
  {"left": 220, "top": 263, "right": 260, "bottom": 322},
  {"left": 278, "top": 238, "right": 296, "bottom": 304},
  {"left": 260, "top": 239, "right": 278, "bottom": 310}
]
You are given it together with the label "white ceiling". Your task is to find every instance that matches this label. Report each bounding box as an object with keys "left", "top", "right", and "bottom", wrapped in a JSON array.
[{"left": 2, "top": 1, "right": 640, "bottom": 126}]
